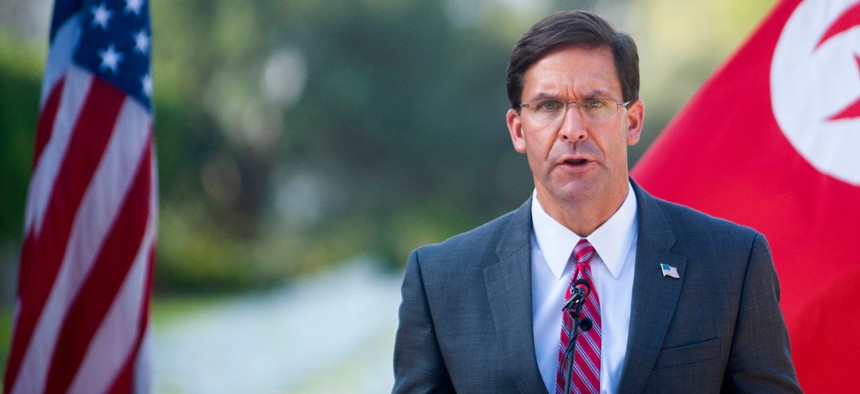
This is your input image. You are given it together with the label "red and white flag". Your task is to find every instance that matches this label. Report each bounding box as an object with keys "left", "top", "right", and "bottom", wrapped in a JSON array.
[
  {"left": 4, "top": 0, "right": 157, "bottom": 392},
  {"left": 633, "top": 0, "right": 860, "bottom": 392}
]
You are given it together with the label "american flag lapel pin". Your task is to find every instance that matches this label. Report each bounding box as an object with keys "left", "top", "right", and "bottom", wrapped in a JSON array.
[{"left": 660, "top": 264, "right": 680, "bottom": 279}]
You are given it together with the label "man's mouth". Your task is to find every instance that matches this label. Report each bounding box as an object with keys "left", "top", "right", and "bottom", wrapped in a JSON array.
[{"left": 563, "top": 158, "right": 589, "bottom": 166}]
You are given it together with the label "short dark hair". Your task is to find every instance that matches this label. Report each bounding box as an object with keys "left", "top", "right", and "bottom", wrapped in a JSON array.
[{"left": 506, "top": 10, "right": 639, "bottom": 109}]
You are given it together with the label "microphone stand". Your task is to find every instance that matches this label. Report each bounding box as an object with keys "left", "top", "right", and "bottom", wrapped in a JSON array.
[{"left": 563, "top": 296, "right": 588, "bottom": 394}]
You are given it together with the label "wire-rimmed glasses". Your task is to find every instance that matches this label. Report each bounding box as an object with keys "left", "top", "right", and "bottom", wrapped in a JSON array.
[{"left": 519, "top": 98, "right": 633, "bottom": 124}]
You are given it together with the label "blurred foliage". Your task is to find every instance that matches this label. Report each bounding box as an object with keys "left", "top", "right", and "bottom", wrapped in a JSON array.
[
  {"left": 0, "top": 0, "right": 775, "bottom": 296},
  {"left": 0, "top": 31, "right": 41, "bottom": 241}
]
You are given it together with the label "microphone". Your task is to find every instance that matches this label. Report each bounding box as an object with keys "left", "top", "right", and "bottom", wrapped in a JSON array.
[
  {"left": 561, "top": 279, "right": 594, "bottom": 394},
  {"left": 579, "top": 317, "right": 593, "bottom": 332},
  {"left": 564, "top": 316, "right": 594, "bottom": 355},
  {"left": 562, "top": 279, "right": 591, "bottom": 312},
  {"left": 572, "top": 279, "right": 590, "bottom": 298}
]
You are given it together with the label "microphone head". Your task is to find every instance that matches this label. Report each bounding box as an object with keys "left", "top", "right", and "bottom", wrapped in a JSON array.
[
  {"left": 563, "top": 279, "right": 592, "bottom": 313},
  {"left": 572, "top": 279, "right": 590, "bottom": 297},
  {"left": 579, "top": 317, "right": 593, "bottom": 332}
]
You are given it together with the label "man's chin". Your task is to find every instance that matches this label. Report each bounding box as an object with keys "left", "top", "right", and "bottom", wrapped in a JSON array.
[{"left": 544, "top": 182, "right": 601, "bottom": 205}]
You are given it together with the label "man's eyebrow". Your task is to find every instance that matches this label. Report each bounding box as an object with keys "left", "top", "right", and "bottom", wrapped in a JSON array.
[
  {"left": 526, "top": 90, "right": 616, "bottom": 101},
  {"left": 582, "top": 89, "right": 615, "bottom": 98},
  {"left": 525, "top": 93, "right": 561, "bottom": 101}
]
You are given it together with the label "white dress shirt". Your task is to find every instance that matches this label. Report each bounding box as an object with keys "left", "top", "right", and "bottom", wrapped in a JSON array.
[{"left": 531, "top": 183, "right": 639, "bottom": 394}]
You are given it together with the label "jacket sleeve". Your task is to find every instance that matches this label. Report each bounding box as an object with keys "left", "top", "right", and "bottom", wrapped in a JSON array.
[
  {"left": 392, "top": 249, "right": 455, "bottom": 393},
  {"left": 722, "top": 233, "right": 802, "bottom": 392}
]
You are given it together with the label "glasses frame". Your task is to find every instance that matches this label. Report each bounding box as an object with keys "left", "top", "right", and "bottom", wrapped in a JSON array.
[{"left": 519, "top": 98, "right": 634, "bottom": 123}]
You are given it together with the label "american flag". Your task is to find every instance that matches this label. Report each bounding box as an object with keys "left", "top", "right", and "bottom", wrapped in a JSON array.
[
  {"left": 4, "top": 0, "right": 156, "bottom": 393},
  {"left": 659, "top": 264, "right": 679, "bottom": 279}
]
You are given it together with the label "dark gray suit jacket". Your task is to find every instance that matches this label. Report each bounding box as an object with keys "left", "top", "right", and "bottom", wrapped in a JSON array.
[{"left": 393, "top": 182, "right": 801, "bottom": 393}]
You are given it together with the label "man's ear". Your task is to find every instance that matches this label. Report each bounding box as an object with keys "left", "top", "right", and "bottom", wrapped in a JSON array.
[
  {"left": 507, "top": 108, "right": 527, "bottom": 153},
  {"left": 626, "top": 99, "right": 645, "bottom": 146}
]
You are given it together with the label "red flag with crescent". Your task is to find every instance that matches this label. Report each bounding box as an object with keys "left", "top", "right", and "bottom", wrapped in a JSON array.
[{"left": 632, "top": 0, "right": 860, "bottom": 392}]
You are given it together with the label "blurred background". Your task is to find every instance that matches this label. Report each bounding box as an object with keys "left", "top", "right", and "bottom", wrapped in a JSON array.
[{"left": 1, "top": 0, "right": 774, "bottom": 392}]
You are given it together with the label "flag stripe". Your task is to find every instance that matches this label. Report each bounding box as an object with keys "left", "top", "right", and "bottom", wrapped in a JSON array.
[
  {"left": 6, "top": 72, "right": 126, "bottom": 393},
  {"left": 86, "top": 226, "right": 156, "bottom": 394},
  {"left": 3, "top": 233, "right": 34, "bottom": 389},
  {"left": 41, "top": 15, "right": 77, "bottom": 109},
  {"left": 33, "top": 78, "right": 65, "bottom": 169},
  {"left": 45, "top": 119, "right": 153, "bottom": 393},
  {"left": 26, "top": 67, "right": 92, "bottom": 235}
]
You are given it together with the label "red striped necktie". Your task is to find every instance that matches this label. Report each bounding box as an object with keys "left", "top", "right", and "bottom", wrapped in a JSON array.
[{"left": 555, "top": 238, "right": 601, "bottom": 394}]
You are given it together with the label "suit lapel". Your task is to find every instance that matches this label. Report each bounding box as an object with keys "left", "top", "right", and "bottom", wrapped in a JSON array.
[
  {"left": 484, "top": 199, "right": 548, "bottom": 394},
  {"left": 617, "top": 183, "right": 687, "bottom": 393}
]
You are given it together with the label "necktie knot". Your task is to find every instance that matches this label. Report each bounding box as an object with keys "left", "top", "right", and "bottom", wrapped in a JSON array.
[{"left": 574, "top": 238, "right": 595, "bottom": 266}]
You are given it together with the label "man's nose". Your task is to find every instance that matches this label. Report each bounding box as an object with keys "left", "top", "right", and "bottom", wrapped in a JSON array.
[{"left": 559, "top": 103, "right": 588, "bottom": 142}]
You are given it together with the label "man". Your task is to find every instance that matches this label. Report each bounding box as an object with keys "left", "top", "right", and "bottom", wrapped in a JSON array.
[{"left": 393, "top": 10, "right": 801, "bottom": 393}]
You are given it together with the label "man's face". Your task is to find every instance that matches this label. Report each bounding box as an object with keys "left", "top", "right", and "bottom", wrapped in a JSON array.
[{"left": 506, "top": 45, "right": 644, "bottom": 214}]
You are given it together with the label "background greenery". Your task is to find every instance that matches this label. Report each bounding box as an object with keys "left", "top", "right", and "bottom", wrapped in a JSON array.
[{"left": 0, "top": 0, "right": 775, "bottom": 379}]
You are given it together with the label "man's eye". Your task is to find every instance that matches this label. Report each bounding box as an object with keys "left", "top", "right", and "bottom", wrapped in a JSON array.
[
  {"left": 581, "top": 99, "right": 606, "bottom": 109},
  {"left": 538, "top": 100, "right": 564, "bottom": 111}
]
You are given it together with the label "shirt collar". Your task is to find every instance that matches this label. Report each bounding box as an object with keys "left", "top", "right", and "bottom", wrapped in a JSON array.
[{"left": 531, "top": 182, "right": 639, "bottom": 280}]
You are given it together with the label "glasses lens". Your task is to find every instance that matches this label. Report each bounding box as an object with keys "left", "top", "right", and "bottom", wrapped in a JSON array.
[
  {"left": 580, "top": 99, "right": 612, "bottom": 121},
  {"left": 529, "top": 99, "right": 565, "bottom": 123}
]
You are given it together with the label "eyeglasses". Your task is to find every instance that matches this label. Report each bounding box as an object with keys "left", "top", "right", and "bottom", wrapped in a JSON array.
[{"left": 519, "top": 98, "right": 633, "bottom": 124}]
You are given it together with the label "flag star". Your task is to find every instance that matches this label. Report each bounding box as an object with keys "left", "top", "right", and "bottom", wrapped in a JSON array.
[
  {"left": 125, "top": 0, "right": 144, "bottom": 16},
  {"left": 91, "top": 3, "right": 112, "bottom": 30},
  {"left": 141, "top": 72, "right": 153, "bottom": 98},
  {"left": 826, "top": 54, "right": 860, "bottom": 121},
  {"left": 133, "top": 30, "right": 150, "bottom": 55},
  {"left": 98, "top": 45, "right": 123, "bottom": 74}
]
